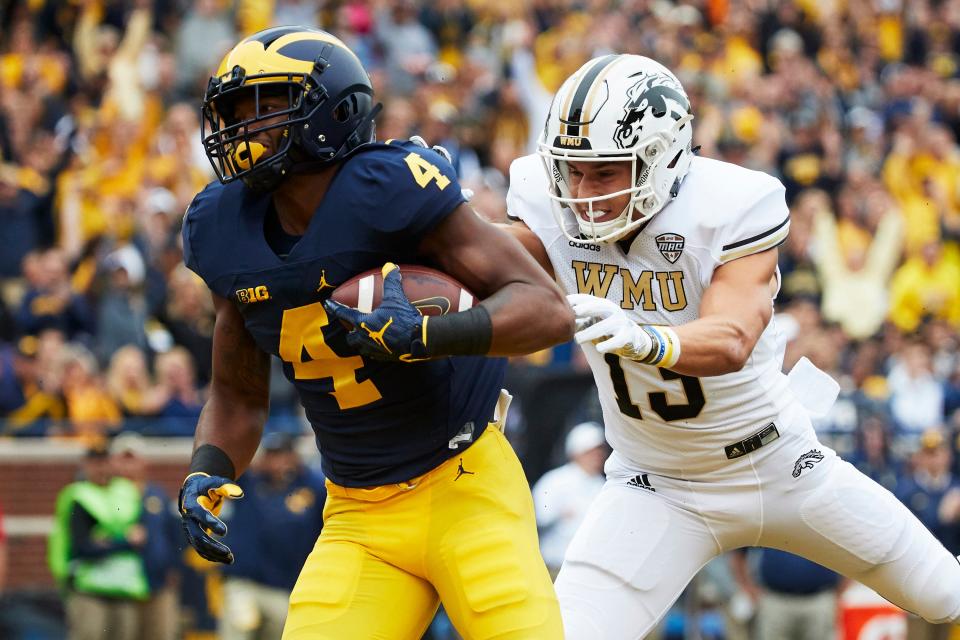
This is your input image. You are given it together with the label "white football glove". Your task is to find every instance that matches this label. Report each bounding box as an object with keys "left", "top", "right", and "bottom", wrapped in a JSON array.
[
  {"left": 408, "top": 135, "right": 452, "bottom": 163},
  {"left": 567, "top": 293, "right": 653, "bottom": 360}
]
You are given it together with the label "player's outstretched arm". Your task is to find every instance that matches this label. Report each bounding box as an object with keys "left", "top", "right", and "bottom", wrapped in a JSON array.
[
  {"left": 179, "top": 293, "right": 270, "bottom": 563},
  {"left": 668, "top": 248, "right": 778, "bottom": 376},
  {"left": 495, "top": 221, "right": 555, "bottom": 278},
  {"left": 571, "top": 248, "right": 778, "bottom": 377},
  {"left": 420, "top": 204, "right": 574, "bottom": 356}
]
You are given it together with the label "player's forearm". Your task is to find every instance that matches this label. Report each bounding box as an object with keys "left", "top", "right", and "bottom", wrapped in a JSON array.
[
  {"left": 192, "top": 390, "right": 267, "bottom": 479},
  {"left": 495, "top": 223, "right": 555, "bottom": 277},
  {"left": 666, "top": 262, "right": 772, "bottom": 377},
  {"left": 669, "top": 316, "right": 756, "bottom": 377},
  {"left": 482, "top": 282, "right": 574, "bottom": 355},
  {"left": 195, "top": 294, "right": 271, "bottom": 478}
]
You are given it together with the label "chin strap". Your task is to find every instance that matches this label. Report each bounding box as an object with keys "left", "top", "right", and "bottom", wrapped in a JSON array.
[{"left": 670, "top": 177, "right": 681, "bottom": 197}]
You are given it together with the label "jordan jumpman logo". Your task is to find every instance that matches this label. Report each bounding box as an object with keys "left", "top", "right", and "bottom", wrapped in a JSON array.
[{"left": 455, "top": 458, "right": 475, "bottom": 481}]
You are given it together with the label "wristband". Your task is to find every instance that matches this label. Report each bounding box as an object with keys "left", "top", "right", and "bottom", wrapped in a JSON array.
[
  {"left": 639, "top": 325, "right": 681, "bottom": 368},
  {"left": 189, "top": 444, "right": 236, "bottom": 480},
  {"left": 421, "top": 305, "right": 493, "bottom": 357}
]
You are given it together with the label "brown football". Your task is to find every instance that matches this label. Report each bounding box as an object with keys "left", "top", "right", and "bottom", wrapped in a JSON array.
[{"left": 329, "top": 265, "right": 476, "bottom": 317}]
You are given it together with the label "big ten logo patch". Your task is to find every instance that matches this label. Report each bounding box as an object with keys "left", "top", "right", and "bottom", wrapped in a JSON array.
[{"left": 236, "top": 285, "right": 271, "bottom": 304}]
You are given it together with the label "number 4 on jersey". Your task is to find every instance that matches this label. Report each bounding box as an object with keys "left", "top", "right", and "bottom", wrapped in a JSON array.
[
  {"left": 404, "top": 152, "right": 450, "bottom": 190},
  {"left": 279, "top": 303, "right": 381, "bottom": 410}
]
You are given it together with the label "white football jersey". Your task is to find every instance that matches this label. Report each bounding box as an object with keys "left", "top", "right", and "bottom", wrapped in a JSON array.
[{"left": 508, "top": 154, "right": 797, "bottom": 475}]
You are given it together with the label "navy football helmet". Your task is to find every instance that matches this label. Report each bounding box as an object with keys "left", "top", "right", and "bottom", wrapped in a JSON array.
[{"left": 201, "top": 26, "right": 379, "bottom": 192}]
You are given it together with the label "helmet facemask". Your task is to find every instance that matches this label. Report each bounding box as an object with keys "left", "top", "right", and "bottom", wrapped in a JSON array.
[
  {"left": 539, "top": 114, "right": 693, "bottom": 243},
  {"left": 537, "top": 54, "right": 695, "bottom": 244},
  {"left": 202, "top": 73, "right": 307, "bottom": 193}
]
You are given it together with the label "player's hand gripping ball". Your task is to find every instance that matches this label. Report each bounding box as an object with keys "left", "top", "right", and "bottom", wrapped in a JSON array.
[
  {"left": 325, "top": 263, "right": 426, "bottom": 362},
  {"left": 325, "top": 263, "right": 475, "bottom": 362}
]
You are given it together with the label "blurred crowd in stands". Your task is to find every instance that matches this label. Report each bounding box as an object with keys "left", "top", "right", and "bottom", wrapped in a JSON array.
[{"left": 0, "top": 0, "right": 960, "bottom": 637}]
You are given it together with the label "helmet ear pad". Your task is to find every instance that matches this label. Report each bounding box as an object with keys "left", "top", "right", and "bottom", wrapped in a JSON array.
[{"left": 294, "top": 84, "right": 375, "bottom": 164}]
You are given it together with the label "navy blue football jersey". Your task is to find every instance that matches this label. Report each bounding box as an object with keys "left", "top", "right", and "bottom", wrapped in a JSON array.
[{"left": 182, "top": 142, "right": 506, "bottom": 487}]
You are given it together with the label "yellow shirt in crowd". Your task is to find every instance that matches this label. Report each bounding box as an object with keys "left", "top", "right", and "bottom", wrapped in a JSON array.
[{"left": 888, "top": 245, "right": 960, "bottom": 332}]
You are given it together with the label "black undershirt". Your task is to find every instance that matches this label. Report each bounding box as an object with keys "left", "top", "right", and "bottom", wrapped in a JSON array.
[{"left": 264, "top": 204, "right": 302, "bottom": 259}]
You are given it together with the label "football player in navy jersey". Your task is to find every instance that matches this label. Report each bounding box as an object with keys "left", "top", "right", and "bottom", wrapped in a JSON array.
[{"left": 176, "top": 26, "right": 570, "bottom": 639}]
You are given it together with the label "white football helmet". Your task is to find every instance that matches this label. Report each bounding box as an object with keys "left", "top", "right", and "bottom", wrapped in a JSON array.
[{"left": 537, "top": 54, "right": 695, "bottom": 243}]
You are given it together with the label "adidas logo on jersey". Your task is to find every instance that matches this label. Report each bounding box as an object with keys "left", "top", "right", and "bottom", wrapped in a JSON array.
[
  {"left": 626, "top": 473, "right": 655, "bottom": 492},
  {"left": 569, "top": 239, "right": 602, "bottom": 252}
]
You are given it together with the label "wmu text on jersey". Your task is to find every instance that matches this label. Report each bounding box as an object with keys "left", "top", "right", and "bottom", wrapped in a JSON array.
[{"left": 571, "top": 260, "right": 687, "bottom": 311}]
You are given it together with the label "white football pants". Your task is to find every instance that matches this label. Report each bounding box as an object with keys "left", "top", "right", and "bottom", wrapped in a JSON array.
[{"left": 555, "top": 419, "right": 960, "bottom": 640}]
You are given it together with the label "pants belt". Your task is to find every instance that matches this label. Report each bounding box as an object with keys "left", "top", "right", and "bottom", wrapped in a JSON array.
[{"left": 725, "top": 423, "right": 779, "bottom": 459}]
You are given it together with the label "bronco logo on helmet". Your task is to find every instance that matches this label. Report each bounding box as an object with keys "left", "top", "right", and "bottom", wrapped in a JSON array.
[
  {"left": 614, "top": 73, "right": 691, "bottom": 150},
  {"left": 537, "top": 54, "right": 697, "bottom": 244}
]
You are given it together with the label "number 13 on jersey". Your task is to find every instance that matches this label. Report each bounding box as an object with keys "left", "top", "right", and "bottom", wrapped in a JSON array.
[{"left": 606, "top": 354, "right": 705, "bottom": 421}]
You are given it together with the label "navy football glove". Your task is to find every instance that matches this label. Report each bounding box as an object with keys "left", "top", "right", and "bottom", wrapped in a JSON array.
[
  {"left": 324, "top": 263, "right": 429, "bottom": 362},
  {"left": 178, "top": 472, "right": 244, "bottom": 564}
]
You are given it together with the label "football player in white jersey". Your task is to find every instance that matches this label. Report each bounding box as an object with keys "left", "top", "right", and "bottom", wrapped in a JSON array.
[{"left": 503, "top": 53, "right": 960, "bottom": 639}]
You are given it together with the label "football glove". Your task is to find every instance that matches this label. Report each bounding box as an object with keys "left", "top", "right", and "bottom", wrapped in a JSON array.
[
  {"left": 568, "top": 293, "right": 654, "bottom": 360},
  {"left": 568, "top": 294, "right": 681, "bottom": 366},
  {"left": 408, "top": 135, "right": 452, "bottom": 164},
  {"left": 324, "top": 263, "right": 429, "bottom": 362},
  {"left": 178, "top": 472, "right": 244, "bottom": 564}
]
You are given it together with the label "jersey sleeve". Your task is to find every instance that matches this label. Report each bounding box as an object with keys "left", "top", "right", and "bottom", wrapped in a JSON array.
[
  {"left": 351, "top": 142, "right": 466, "bottom": 240},
  {"left": 181, "top": 197, "right": 201, "bottom": 275},
  {"left": 506, "top": 154, "right": 551, "bottom": 226},
  {"left": 715, "top": 179, "right": 790, "bottom": 264},
  {"left": 180, "top": 181, "right": 233, "bottom": 298}
]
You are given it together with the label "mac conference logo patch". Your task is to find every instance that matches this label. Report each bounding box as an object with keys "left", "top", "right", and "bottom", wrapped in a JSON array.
[{"left": 656, "top": 233, "right": 685, "bottom": 263}]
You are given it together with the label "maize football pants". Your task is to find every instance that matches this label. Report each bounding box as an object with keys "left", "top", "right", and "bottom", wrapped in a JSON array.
[{"left": 283, "top": 427, "right": 562, "bottom": 639}]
